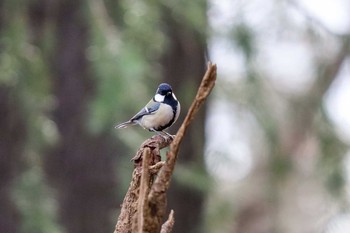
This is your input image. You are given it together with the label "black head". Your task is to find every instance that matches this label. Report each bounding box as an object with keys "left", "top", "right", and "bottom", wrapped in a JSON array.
[{"left": 156, "top": 83, "right": 173, "bottom": 96}]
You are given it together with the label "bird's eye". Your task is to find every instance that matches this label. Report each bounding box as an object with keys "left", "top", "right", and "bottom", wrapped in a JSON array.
[{"left": 167, "top": 91, "right": 172, "bottom": 95}]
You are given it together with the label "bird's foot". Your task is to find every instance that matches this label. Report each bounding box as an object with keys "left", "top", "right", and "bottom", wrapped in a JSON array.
[{"left": 161, "top": 131, "right": 176, "bottom": 140}]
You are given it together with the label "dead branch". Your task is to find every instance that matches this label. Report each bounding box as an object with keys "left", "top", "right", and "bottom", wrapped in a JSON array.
[
  {"left": 144, "top": 62, "right": 217, "bottom": 233},
  {"left": 114, "top": 62, "right": 217, "bottom": 233},
  {"left": 134, "top": 147, "right": 151, "bottom": 233},
  {"left": 160, "top": 210, "right": 175, "bottom": 233},
  {"left": 114, "top": 135, "right": 172, "bottom": 233}
]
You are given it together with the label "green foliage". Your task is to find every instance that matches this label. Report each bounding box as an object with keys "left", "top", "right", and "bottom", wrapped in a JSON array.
[
  {"left": 1, "top": 2, "right": 58, "bottom": 233},
  {"left": 121, "top": 0, "right": 166, "bottom": 56},
  {"left": 0, "top": 10, "right": 26, "bottom": 86},
  {"left": 161, "top": 0, "right": 208, "bottom": 35},
  {"left": 174, "top": 164, "right": 212, "bottom": 193},
  {"left": 230, "top": 23, "right": 256, "bottom": 61},
  {"left": 317, "top": 111, "right": 347, "bottom": 197},
  {"left": 12, "top": 152, "right": 62, "bottom": 233},
  {"left": 0, "top": 0, "right": 53, "bottom": 148},
  {"left": 204, "top": 189, "right": 236, "bottom": 233},
  {"left": 87, "top": 0, "right": 168, "bottom": 135}
]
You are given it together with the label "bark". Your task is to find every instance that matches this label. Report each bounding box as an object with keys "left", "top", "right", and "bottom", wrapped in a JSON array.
[
  {"left": 160, "top": 210, "right": 175, "bottom": 233},
  {"left": 115, "top": 136, "right": 171, "bottom": 233}
]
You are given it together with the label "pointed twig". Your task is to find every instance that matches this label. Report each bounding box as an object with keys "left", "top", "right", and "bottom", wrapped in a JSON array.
[
  {"left": 114, "top": 135, "right": 172, "bottom": 233},
  {"left": 160, "top": 210, "right": 175, "bottom": 233},
  {"left": 144, "top": 62, "right": 217, "bottom": 232}
]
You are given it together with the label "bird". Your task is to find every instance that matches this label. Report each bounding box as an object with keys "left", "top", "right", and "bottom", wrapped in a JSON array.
[{"left": 115, "top": 83, "right": 180, "bottom": 138}]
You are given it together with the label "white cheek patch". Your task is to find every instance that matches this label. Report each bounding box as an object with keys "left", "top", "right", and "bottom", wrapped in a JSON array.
[
  {"left": 172, "top": 93, "right": 177, "bottom": 101},
  {"left": 154, "top": 94, "right": 165, "bottom": 102}
]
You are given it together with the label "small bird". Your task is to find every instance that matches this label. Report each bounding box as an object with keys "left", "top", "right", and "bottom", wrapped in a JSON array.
[{"left": 115, "top": 83, "right": 180, "bottom": 138}]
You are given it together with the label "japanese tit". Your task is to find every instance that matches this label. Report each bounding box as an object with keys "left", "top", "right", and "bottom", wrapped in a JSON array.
[{"left": 115, "top": 83, "right": 180, "bottom": 137}]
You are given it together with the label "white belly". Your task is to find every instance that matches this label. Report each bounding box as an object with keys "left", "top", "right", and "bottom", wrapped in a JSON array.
[{"left": 140, "top": 104, "right": 174, "bottom": 130}]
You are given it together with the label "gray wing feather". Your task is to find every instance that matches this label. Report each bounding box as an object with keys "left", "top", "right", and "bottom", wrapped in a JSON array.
[
  {"left": 115, "top": 99, "right": 160, "bottom": 129},
  {"left": 115, "top": 121, "right": 136, "bottom": 129},
  {"left": 130, "top": 100, "right": 160, "bottom": 121}
]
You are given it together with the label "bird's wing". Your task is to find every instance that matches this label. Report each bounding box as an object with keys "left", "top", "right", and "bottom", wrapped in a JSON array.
[{"left": 130, "top": 100, "right": 160, "bottom": 121}]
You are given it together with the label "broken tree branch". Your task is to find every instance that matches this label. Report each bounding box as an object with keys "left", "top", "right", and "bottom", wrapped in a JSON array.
[
  {"left": 114, "top": 136, "right": 172, "bottom": 233},
  {"left": 114, "top": 62, "right": 217, "bottom": 233},
  {"left": 160, "top": 210, "right": 175, "bottom": 233},
  {"left": 144, "top": 62, "right": 217, "bottom": 232},
  {"left": 135, "top": 147, "right": 151, "bottom": 233}
]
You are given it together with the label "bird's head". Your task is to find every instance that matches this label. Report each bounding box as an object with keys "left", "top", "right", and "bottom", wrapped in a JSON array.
[{"left": 154, "top": 83, "right": 173, "bottom": 102}]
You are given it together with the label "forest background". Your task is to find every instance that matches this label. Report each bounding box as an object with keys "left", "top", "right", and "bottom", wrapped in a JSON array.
[{"left": 1, "top": 0, "right": 350, "bottom": 233}]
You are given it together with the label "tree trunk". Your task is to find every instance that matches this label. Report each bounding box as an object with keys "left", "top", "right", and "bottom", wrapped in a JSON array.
[
  {"left": 0, "top": 87, "right": 26, "bottom": 233},
  {"left": 44, "top": 1, "right": 117, "bottom": 233},
  {"left": 0, "top": 0, "right": 26, "bottom": 230}
]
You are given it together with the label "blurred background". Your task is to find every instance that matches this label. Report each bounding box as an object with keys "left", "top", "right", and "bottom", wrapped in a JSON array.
[{"left": 1, "top": 0, "right": 350, "bottom": 233}]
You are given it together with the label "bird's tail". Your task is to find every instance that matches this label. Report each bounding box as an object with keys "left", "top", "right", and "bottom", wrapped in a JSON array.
[{"left": 115, "top": 121, "right": 136, "bottom": 129}]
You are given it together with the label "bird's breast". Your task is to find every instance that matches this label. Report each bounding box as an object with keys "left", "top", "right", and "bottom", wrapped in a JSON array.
[{"left": 140, "top": 104, "right": 174, "bottom": 130}]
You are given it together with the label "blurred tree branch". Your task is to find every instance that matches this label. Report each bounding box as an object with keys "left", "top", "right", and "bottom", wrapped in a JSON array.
[
  {"left": 311, "top": 36, "right": 350, "bottom": 100},
  {"left": 288, "top": 35, "right": 350, "bottom": 154},
  {"left": 114, "top": 63, "right": 216, "bottom": 233},
  {"left": 234, "top": 11, "right": 350, "bottom": 233}
]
